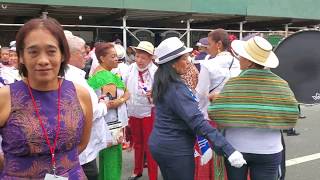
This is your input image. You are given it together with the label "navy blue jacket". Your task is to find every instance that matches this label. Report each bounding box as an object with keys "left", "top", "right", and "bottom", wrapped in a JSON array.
[{"left": 148, "top": 81, "right": 235, "bottom": 157}]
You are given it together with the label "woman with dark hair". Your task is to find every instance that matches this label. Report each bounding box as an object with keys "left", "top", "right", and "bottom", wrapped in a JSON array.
[
  {"left": 0, "top": 18, "right": 93, "bottom": 179},
  {"left": 148, "top": 37, "right": 246, "bottom": 180},
  {"left": 87, "top": 42, "right": 130, "bottom": 180}
]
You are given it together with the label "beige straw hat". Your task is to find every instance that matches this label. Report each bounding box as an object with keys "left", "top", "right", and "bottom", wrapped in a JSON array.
[
  {"left": 130, "top": 41, "right": 154, "bottom": 55},
  {"left": 231, "top": 36, "right": 279, "bottom": 68}
]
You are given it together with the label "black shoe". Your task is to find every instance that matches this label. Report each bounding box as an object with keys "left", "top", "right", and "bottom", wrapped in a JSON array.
[
  {"left": 287, "top": 131, "right": 300, "bottom": 136},
  {"left": 282, "top": 129, "right": 288, "bottom": 133},
  {"left": 128, "top": 174, "right": 142, "bottom": 180}
]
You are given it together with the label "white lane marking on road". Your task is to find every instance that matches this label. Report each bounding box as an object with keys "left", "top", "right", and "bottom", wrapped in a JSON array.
[{"left": 286, "top": 153, "right": 320, "bottom": 166}]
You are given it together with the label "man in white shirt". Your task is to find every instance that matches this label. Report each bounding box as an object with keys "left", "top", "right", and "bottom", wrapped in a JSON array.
[
  {"left": 124, "top": 41, "right": 158, "bottom": 180},
  {"left": 64, "top": 31, "right": 110, "bottom": 179},
  {"left": 0, "top": 43, "right": 21, "bottom": 86},
  {"left": 0, "top": 65, "right": 20, "bottom": 85}
]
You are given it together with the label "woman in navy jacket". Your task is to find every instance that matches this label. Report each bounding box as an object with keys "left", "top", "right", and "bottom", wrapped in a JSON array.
[{"left": 148, "top": 37, "right": 246, "bottom": 180}]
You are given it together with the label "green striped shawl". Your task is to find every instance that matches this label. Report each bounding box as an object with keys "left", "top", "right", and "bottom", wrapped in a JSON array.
[
  {"left": 87, "top": 70, "right": 125, "bottom": 90},
  {"left": 208, "top": 69, "right": 298, "bottom": 129}
]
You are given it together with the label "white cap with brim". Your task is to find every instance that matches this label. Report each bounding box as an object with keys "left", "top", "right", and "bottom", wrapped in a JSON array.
[
  {"left": 231, "top": 36, "right": 279, "bottom": 68},
  {"left": 155, "top": 37, "right": 193, "bottom": 65}
]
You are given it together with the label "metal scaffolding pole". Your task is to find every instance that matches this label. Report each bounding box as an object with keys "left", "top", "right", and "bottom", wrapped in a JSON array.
[
  {"left": 126, "top": 29, "right": 141, "bottom": 42},
  {"left": 240, "top": 21, "right": 244, "bottom": 40},
  {"left": 123, "top": 16, "right": 128, "bottom": 49},
  {"left": 187, "top": 19, "right": 191, "bottom": 47},
  {"left": 126, "top": 26, "right": 186, "bottom": 31},
  {"left": 95, "top": 28, "right": 99, "bottom": 42},
  {"left": 41, "top": 11, "right": 48, "bottom": 19},
  {"left": 285, "top": 24, "right": 289, "bottom": 37}
]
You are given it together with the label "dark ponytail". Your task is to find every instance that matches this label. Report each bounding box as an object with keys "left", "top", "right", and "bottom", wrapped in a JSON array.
[{"left": 152, "top": 56, "right": 182, "bottom": 104}]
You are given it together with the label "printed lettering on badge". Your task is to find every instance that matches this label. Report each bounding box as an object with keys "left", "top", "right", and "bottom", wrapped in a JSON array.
[{"left": 44, "top": 173, "right": 68, "bottom": 180}]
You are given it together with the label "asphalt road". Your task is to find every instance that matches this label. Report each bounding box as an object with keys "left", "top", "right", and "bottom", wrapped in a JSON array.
[
  {"left": 285, "top": 104, "right": 320, "bottom": 180},
  {"left": 121, "top": 105, "right": 320, "bottom": 180}
]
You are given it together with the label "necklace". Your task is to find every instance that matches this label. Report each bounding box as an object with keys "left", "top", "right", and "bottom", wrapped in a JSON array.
[{"left": 215, "top": 51, "right": 231, "bottom": 57}]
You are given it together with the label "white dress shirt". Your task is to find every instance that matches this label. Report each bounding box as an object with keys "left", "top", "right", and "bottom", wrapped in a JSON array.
[
  {"left": 0, "top": 66, "right": 21, "bottom": 85},
  {"left": 124, "top": 63, "right": 157, "bottom": 118},
  {"left": 65, "top": 64, "right": 111, "bottom": 165}
]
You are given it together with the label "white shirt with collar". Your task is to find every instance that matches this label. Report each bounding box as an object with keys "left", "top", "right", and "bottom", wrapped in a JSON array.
[
  {"left": 65, "top": 64, "right": 111, "bottom": 165},
  {"left": 124, "top": 62, "right": 157, "bottom": 118}
]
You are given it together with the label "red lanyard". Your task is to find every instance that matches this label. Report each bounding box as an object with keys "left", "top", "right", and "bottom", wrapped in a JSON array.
[
  {"left": 138, "top": 70, "right": 151, "bottom": 104},
  {"left": 27, "top": 79, "right": 61, "bottom": 174},
  {"left": 138, "top": 71, "right": 145, "bottom": 83}
]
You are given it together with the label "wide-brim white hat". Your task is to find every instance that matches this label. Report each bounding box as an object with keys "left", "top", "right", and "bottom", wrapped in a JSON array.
[
  {"left": 231, "top": 36, "right": 279, "bottom": 68},
  {"left": 130, "top": 41, "right": 154, "bottom": 55},
  {"left": 114, "top": 44, "right": 126, "bottom": 59},
  {"left": 155, "top": 37, "right": 193, "bottom": 64}
]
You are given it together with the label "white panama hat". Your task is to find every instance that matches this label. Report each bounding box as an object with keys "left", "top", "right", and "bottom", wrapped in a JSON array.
[
  {"left": 231, "top": 36, "right": 279, "bottom": 68},
  {"left": 113, "top": 44, "right": 126, "bottom": 59},
  {"left": 154, "top": 37, "right": 193, "bottom": 64}
]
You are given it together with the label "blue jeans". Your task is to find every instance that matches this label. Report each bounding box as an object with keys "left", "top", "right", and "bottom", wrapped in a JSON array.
[{"left": 225, "top": 152, "right": 282, "bottom": 180}]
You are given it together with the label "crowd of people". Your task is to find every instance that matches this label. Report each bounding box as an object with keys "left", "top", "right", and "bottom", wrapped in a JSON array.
[{"left": 0, "top": 17, "right": 300, "bottom": 180}]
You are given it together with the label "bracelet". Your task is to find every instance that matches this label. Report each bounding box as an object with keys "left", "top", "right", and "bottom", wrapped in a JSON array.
[{"left": 119, "top": 97, "right": 125, "bottom": 103}]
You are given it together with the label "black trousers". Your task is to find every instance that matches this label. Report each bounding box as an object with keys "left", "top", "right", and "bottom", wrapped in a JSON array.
[
  {"left": 150, "top": 150, "right": 194, "bottom": 180},
  {"left": 81, "top": 159, "right": 98, "bottom": 180},
  {"left": 279, "top": 132, "right": 286, "bottom": 180},
  {"left": 225, "top": 152, "right": 282, "bottom": 180}
]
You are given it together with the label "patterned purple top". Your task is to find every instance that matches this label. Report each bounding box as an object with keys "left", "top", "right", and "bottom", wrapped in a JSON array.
[{"left": 0, "top": 80, "right": 86, "bottom": 179}]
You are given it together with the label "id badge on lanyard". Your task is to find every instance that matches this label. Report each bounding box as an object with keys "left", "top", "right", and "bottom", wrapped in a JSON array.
[{"left": 44, "top": 173, "right": 68, "bottom": 180}]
